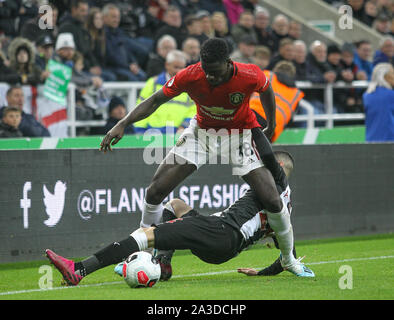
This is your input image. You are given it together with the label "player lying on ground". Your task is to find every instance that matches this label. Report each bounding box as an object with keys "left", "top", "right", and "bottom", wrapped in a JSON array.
[
  {"left": 45, "top": 150, "right": 314, "bottom": 286},
  {"left": 99, "top": 38, "right": 297, "bottom": 275}
]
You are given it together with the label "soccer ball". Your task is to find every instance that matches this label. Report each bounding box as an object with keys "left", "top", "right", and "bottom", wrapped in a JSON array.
[{"left": 122, "top": 251, "right": 161, "bottom": 288}]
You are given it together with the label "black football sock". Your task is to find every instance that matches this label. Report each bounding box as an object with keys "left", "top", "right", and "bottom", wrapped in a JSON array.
[{"left": 76, "top": 237, "right": 140, "bottom": 276}]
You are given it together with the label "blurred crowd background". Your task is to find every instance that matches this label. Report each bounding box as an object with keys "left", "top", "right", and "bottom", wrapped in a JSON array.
[{"left": 0, "top": 0, "right": 393, "bottom": 140}]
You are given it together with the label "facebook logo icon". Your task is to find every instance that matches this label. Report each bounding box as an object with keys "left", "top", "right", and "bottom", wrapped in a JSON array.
[{"left": 20, "top": 182, "right": 32, "bottom": 229}]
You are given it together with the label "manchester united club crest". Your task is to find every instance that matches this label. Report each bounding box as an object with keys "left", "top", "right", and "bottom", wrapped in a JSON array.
[{"left": 229, "top": 92, "right": 245, "bottom": 106}]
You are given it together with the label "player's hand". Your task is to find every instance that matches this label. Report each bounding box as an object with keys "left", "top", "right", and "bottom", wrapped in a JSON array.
[
  {"left": 237, "top": 268, "right": 259, "bottom": 276},
  {"left": 99, "top": 123, "right": 125, "bottom": 153}
]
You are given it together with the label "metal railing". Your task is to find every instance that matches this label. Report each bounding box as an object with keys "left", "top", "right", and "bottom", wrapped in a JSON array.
[
  {"left": 67, "top": 81, "right": 145, "bottom": 137},
  {"left": 65, "top": 80, "right": 369, "bottom": 136},
  {"left": 293, "top": 81, "right": 368, "bottom": 129}
]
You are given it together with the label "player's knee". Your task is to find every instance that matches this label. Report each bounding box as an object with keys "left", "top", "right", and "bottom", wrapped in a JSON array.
[
  {"left": 168, "top": 198, "right": 192, "bottom": 218},
  {"left": 265, "top": 196, "right": 283, "bottom": 213}
]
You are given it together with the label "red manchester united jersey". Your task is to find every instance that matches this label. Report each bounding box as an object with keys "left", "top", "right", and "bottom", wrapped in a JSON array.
[{"left": 162, "top": 61, "right": 269, "bottom": 130}]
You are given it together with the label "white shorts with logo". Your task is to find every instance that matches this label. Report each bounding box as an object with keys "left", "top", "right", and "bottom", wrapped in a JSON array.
[{"left": 168, "top": 119, "right": 264, "bottom": 176}]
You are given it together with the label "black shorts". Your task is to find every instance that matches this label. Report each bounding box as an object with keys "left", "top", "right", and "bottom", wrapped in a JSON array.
[{"left": 154, "top": 210, "right": 242, "bottom": 264}]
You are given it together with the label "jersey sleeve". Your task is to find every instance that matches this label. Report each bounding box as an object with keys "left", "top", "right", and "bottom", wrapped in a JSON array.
[
  {"left": 255, "top": 67, "right": 270, "bottom": 93},
  {"left": 162, "top": 68, "right": 189, "bottom": 98}
]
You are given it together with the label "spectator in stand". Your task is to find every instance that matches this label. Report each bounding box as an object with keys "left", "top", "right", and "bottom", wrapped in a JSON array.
[
  {"left": 305, "top": 41, "right": 338, "bottom": 116},
  {"left": 154, "top": 5, "right": 188, "bottom": 49},
  {"left": 364, "top": 0, "right": 379, "bottom": 26},
  {"left": 184, "top": 14, "right": 209, "bottom": 45},
  {"left": 7, "top": 37, "right": 45, "bottom": 86},
  {"left": 20, "top": 3, "right": 59, "bottom": 43},
  {"left": 182, "top": 37, "right": 201, "bottom": 66},
  {"left": 0, "top": 0, "right": 20, "bottom": 37},
  {"left": 376, "top": 0, "right": 394, "bottom": 17},
  {"left": 391, "top": 18, "right": 394, "bottom": 37},
  {"left": 270, "top": 14, "right": 290, "bottom": 55},
  {"left": 133, "top": 50, "right": 196, "bottom": 134},
  {"left": 0, "top": 106, "right": 23, "bottom": 138},
  {"left": 196, "top": 10, "right": 214, "bottom": 38},
  {"left": 253, "top": 7, "right": 275, "bottom": 53},
  {"left": 339, "top": 42, "right": 366, "bottom": 113},
  {"left": 266, "top": 38, "right": 295, "bottom": 70},
  {"left": 146, "top": 35, "right": 177, "bottom": 79},
  {"left": 103, "top": 96, "right": 134, "bottom": 135},
  {"left": 326, "top": 44, "right": 361, "bottom": 113},
  {"left": 306, "top": 41, "right": 336, "bottom": 84},
  {"left": 0, "top": 86, "right": 50, "bottom": 137},
  {"left": 34, "top": 35, "right": 53, "bottom": 82},
  {"left": 249, "top": 61, "right": 304, "bottom": 142},
  {"left": 293, "top": 40, "right": 308, "bottom": 81},
  {"left": 242, "top": 0, "right": 259, "bottom": 12},
  {"left": 372, "top": 12, "right": 392, "bottom": 35},
  {"left": 54, "top": 33, "right": 102, "bottom": 90},
  {"left": 50, "top": 0, "right": 71, "bottom": 21},
  {"left": 288, "top": 20, "right": 303, "bottom": 40},
  {"left": 52, "top": 32, "right": 75, "bottom": 67},
  {"left": 147, "top": 0, "right": 169, "bottom": 21},
  {"left": 17, "top": 0, "right": 39, "bottom": 31},
  {"left": 198, "top": 0, "right": 226, "bottom": 14},
  {"left": 354, "top": 40, "right": 373, "bottom": 80},
  {"left": 373, "top": 36, "right": 394, "bottom": 66},
  {"left": 340, "top": 42, "right": 359, "bottom": 77},
  {"left": 172, "top": 0, "right": 201, "bottom": 17},
  {"left": 124, "top": 1, "right": 162, "bottom": 47},
  {"left": 0, "top": 41, "right": 21, "bottom": 84},
  {"left": 223, "top": 0, "right": 244, "bottom": 25},
  {"left": 86, "top": 7, "right": 117, "bottom": 82},
  {"left": 253, "top": 46, "right": 271, "bottom": 70},
  {"left": 58, "top": 0, "right": 103, "bottom": 78},
  {"left": 231, "top": 10, "right": 258, "bottom": 45},
  {"left": 341, "top": 42, "right": 368, "bottom": 80},
  {"left": 72, "top": 51, "right": 103, "bottom": 90},
  {"left": 230, "top": 35, "right": 257, "bottom": 64},
  {"left": 363, "top": 63, "right": 394, "bottom": 142},
  {"left": 347, "top": 0, "right": 371, "bottom": 25},
  {"left": 326, "top": 44, "right": 343, "bottom": 79},
  {"left": 210, "top": 11, "right": 236, "bottom": 53},
  {"left": 102, "top": 3, "right": 147, "bottom": 82}
]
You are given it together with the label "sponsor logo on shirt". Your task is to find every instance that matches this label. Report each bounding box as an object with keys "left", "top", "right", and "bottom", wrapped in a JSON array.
[{"left": 200, "top": 105, "right": 236, "bottom": 116}]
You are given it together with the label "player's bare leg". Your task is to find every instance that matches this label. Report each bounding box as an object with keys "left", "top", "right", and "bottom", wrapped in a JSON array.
[
  {"left": 242, "top": 166, "right": 297, "bottom": 267},
  {"left": 141, "top": 153, "right": 196, "bottom": 228}
]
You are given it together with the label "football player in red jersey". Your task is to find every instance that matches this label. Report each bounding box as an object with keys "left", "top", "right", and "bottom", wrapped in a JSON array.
[{"left": 100, "top": 38, "right": 297, "bottom": 273}]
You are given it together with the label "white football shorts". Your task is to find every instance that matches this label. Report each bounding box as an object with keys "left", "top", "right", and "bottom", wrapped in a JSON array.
[{"left": 167, "top": 119, "right": 264, "bottom": 176}]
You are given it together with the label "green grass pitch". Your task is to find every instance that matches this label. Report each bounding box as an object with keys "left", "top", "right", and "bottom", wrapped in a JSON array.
[{"left": 0, "top": 233, "right": 393, "bottom": 300}]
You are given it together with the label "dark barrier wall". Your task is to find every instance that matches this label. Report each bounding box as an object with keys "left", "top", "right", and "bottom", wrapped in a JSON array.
[{"left": 1, "top": 144, "right": 393, "bottom": 263}]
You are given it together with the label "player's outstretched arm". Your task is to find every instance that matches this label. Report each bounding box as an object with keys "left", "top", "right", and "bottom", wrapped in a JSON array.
[
  {"left": 237, "top": 246, "right": 297, "bottom": 277},
  {"left": 100, "top": 89, "right": 171, "bottom": 152},
  {"left": 238, "top": 259, "right": 284, "bottom": 277}
]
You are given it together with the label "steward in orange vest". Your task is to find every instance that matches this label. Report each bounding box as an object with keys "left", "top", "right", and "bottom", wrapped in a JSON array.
[{"left": 250, "top": 61, "right": 304, "bottom": 142}]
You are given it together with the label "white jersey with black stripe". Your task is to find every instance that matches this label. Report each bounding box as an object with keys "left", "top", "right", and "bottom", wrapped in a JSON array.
[{"left": 212, "top": 186, "right": 291, "bottom": 247}]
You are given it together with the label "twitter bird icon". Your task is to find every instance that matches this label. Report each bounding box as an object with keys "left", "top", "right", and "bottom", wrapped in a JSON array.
[{"left": 43, "top": 181, "right": 67, "bottom": 227}]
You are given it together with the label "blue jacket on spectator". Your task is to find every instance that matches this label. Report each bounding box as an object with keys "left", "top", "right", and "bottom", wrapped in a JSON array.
[
  {"left": 363, "top": 87, "right": 394, "bottom": 142},
  {"left": 353, "top": 52, "right": 373, "bottom": 80},
  {"left": 373, "top": 50, "right": 393, "bottom": 66},
  {"left": 104, "top": 26, "right": 137, "bottom": 69}
]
